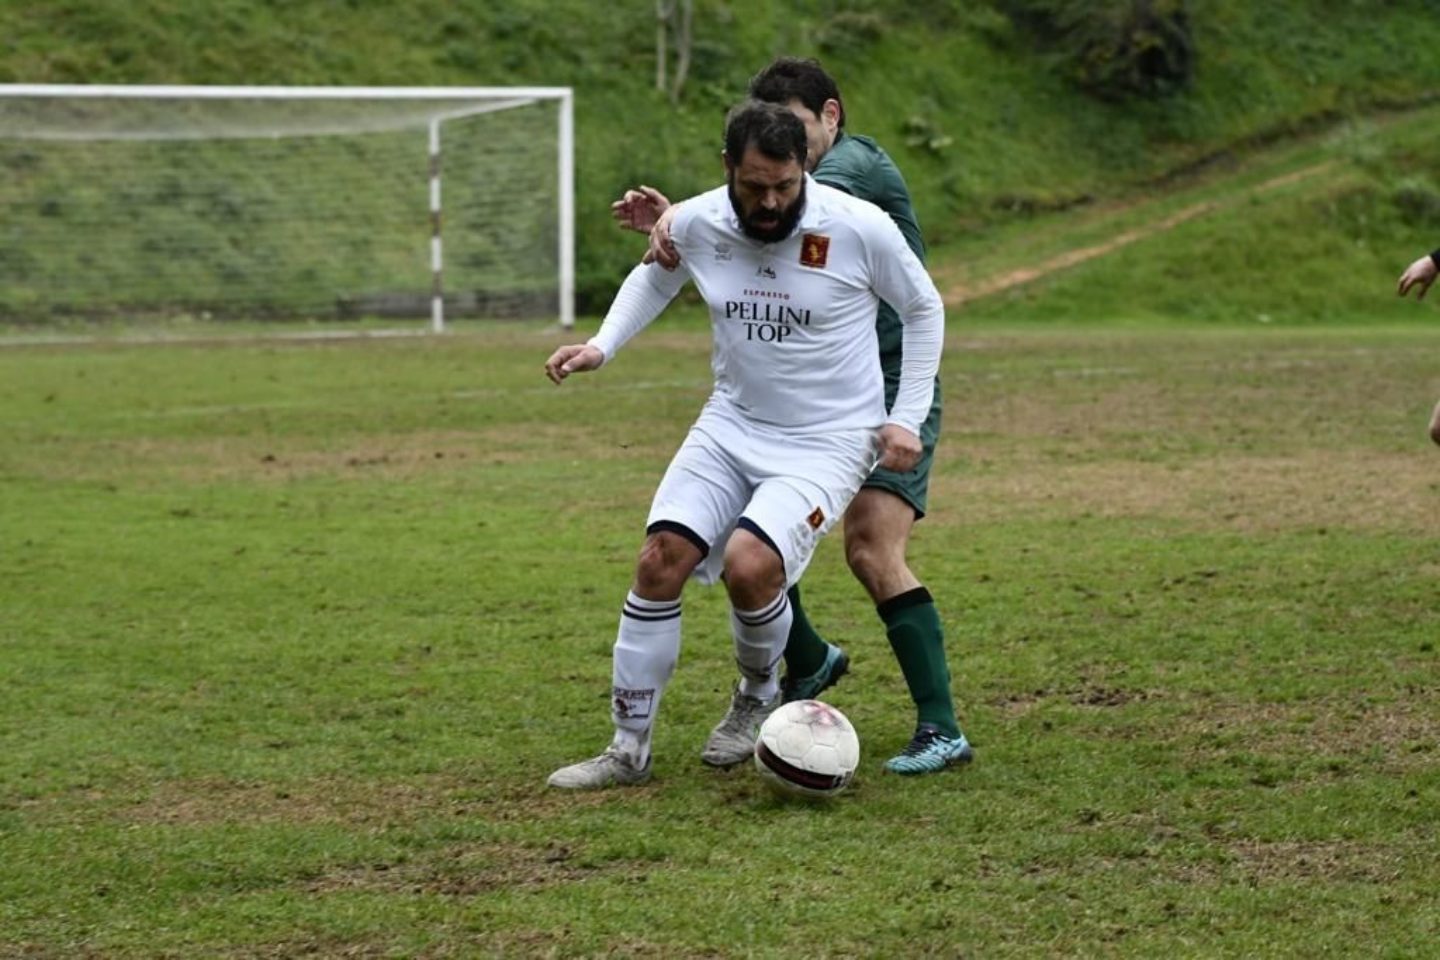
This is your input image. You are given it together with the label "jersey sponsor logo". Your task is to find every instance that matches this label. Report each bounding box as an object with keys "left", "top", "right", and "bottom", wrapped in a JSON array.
[
  {"left": 723, "top": 300, "right": 812, "bottom": 343},
  {"left": 756, "top": 263, "right": 777, "bottom": 279},
  {"left": 714, "top": 241, "right": 733, "bottom": 262},
  {"left": 613, "top": 686, "right": 656, "bottom": 720},
  {"left": 806, "top": 507, "right": 825, "bottom": 530},
  {"left": 800, "top": 233, "right": 830, "bottom": 269}
]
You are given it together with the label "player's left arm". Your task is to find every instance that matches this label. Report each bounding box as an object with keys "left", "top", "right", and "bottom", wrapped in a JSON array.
[
  {"left": 611, "top": 185, "right": 671, "bottom": 234},
  {"left": 864, "top": 212, "right": 944, "bottom": 471}
]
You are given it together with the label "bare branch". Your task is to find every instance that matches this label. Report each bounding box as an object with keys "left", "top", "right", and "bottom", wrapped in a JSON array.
[{"left": 668, "top": 0, "right": 694, "bottom": 105}]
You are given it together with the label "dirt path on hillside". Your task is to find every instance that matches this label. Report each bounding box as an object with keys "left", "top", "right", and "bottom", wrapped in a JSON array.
[{"left": 942, "top": 161, "right": 1336, "bottom": 306}]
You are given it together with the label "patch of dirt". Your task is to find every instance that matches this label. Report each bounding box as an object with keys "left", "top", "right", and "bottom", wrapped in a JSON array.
[
  {"left": 936, "top": 450, "right": 1440, "bottom": 534},
  {"left": 121, "top": 776, "right": 473, "bottom": 827},
  {"left": 947, "top": 201, "right": 1215, "bottom": 305},
  {"left": 1168, "top": 695, "right": 1440, "bottom": 766},
  {"left": 17, "top": 422, "right": 680, "bottom": 486},
  {"left": 301, "top": 838, "right": 629, "bottom": 897},
  {"left": 208, "top": 938, "right": 427, "bottom": 960},
  {"left": 120, "top": 774, "right": 646, "bottom": 831},
  {"left": 942, "top": 162, "right": 1336, "bottom": 305},
  {"left": 991, "top": 685, "right": 1156, "bottom": 716},
  {"left": 1223, "top": 838, "right": 1408, "bottom": 884}
]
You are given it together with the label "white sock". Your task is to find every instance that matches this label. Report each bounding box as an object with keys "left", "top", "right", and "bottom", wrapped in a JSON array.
[
  {"left": 609, "top": 590, "right": 681, "bottom": 766},
  {"left": 731, "top": 591, "right": 790, "bottom": 702}
]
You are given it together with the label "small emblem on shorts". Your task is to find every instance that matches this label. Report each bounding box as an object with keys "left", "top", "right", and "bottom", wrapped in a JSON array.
[
  {"left": 806, "top": 507, "right": 825, "bottom": 530},
  {"left": 800, "top": 234, "right": 830, "bottom": 268}
]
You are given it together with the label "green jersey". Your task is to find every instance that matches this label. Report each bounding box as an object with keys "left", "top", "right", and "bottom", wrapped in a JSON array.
[
  {"left": 812, "top": 130, "right": 941, "bottom": 515},
  {"left": 812, "top": 131, "right": 926, "bottom": 383}
]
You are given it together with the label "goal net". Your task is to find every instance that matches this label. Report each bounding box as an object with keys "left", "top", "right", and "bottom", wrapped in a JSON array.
[{"left": 0, "top": 85, "right": 575, "bottom": 331}]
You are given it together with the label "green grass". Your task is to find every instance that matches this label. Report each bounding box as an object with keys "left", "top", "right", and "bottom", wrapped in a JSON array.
[
  {"left": 3, "top": 319, "right": 1438, "bottom": 956},
  {"left": 5, "top": 5, "right": 1440, "bottom": 954}
]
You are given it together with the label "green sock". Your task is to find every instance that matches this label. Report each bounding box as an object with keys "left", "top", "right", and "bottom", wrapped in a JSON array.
[
  {"left": 880, "top": 587, "right": 961, "bottom": 738},
  {"left": 782, "top": 583, "right": 830, "bottom": 678}
]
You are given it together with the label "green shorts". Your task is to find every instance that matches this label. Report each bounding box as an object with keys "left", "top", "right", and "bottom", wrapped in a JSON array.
[{"left": 865, "top": 378, "right": 941, "bottom": 519}]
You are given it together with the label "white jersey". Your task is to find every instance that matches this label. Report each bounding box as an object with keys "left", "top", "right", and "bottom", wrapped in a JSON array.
[{"left": 589, "top": 177, "right": 943, "bottom": 434}]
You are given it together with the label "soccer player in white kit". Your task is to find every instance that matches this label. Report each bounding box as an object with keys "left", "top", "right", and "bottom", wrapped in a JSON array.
[{"left": 544, "top": 101, "right": 944, "bottom": 789}]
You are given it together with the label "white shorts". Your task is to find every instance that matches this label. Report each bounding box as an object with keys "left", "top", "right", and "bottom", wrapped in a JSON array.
[{"left": 646, "top": 398, "right": 879, "bottom": 587}]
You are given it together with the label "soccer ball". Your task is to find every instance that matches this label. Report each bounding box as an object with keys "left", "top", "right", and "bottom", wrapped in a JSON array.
[{"left": 753, "top": 699, "right": 860, "bottom": 800}]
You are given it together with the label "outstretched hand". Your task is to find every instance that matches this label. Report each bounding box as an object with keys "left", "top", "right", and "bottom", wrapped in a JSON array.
[
  {"left": 877, "top": 424, "right": 923, "bottom": 473},
  {"left": 611, "top": 186, "right": 671, "bottom": 235},
  {"left": 1397, "top": 254, "right": 1438, "bottom": 300},
  {"left": 544, "top": 343, "right": 605, "bottom": 385}
]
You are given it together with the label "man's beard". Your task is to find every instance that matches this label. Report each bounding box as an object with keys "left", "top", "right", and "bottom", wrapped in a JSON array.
[{"left": 728, "top": 178, "right": 806, "bottom": 243}]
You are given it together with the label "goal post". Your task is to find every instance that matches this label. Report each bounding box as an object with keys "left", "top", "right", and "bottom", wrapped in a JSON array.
[{"left": 0, "top": 84, "right": 576, "bottom": 331}]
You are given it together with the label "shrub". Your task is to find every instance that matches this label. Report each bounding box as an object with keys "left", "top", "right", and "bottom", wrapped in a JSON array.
[
  {"left": 1390, "top": 176, "right": 1440, "bottom": 228},
  {"left": 999, "top": 0, "right": 1195, "bottom": 101}
]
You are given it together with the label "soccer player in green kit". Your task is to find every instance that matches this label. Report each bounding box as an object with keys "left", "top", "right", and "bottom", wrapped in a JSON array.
[{"left": 613, "top": 57, "right": 972, "bottom": 775}]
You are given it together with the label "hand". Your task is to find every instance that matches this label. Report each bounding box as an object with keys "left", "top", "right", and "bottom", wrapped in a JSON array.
[
  {"left": 1397, "top": 254, "right": 1438, "bottom": 300},
  {"left": 877, "top": 424, "right": 922, "bottom": 473},
  {"left": 544, "top": 344, "right": 605, "bottom": 385},
  {"left": 611, "top": 185, "right": 670, "bottom": 234},
  {"left": 642, "top": 203, "right": 682, "bottom": 271}
]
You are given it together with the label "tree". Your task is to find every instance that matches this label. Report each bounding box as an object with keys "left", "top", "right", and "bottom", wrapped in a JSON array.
[{"left": 655, "top": 0, "right": 695, "bottom": 105}]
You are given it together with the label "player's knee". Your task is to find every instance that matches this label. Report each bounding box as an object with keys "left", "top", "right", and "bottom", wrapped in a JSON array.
[
  {"left": 844, "top": 531, "right": 888, "bottom": 578},
  {"left": 634, "top": 531, "right": 700, "bottom": 598},
  {"left": 722, "top": 538, "right": 785, "bottom": 610},
  {"left": 844, "top": 533, "right": 907, "bottom": 599}
]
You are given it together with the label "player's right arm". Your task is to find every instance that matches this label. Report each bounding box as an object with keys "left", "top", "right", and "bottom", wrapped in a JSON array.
[
  {"left": 543, "top": 343, "right": 605, "bottom": 384},
  {"left": 545, "top": 216, "right": 695, "bottom": 384}
]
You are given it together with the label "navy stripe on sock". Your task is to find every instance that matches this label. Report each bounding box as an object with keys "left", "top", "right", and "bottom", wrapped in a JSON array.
[
  {"left": 734, "top": 592, "right": 789, "bottom": 628},
  {"left": 623, "top": 597, "right": 682, "bottom": 622}
]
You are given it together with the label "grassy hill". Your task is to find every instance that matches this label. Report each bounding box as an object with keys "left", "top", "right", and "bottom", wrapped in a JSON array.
[
  {"left": 940, "top": 105, "right": 1440, "bottom": 325},
  {"left": 3, "top": 0, "right": 1440, "bottom": 316}
]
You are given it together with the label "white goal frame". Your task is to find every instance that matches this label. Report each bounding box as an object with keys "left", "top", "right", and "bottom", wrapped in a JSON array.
[{"left": 0, "top": 84, "right": 576, "bottom": 331}]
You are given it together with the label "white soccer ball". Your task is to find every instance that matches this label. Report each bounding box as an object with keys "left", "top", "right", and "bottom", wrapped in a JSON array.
[{"left": 753, "top": 699, "right": 860, "bottom": 800}]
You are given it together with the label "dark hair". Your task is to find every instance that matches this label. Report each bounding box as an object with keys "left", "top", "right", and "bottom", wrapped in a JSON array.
[
  {"left": 723, "top": 100, "right": 808, "bottom": 167},
  {"left": 748, "top": 57, "right": 845, "bottom": 130}
]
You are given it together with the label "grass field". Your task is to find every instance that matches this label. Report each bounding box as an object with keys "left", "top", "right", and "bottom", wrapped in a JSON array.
[{"left": 2, "top": 315, "right": 1437, "bottom": 957}]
